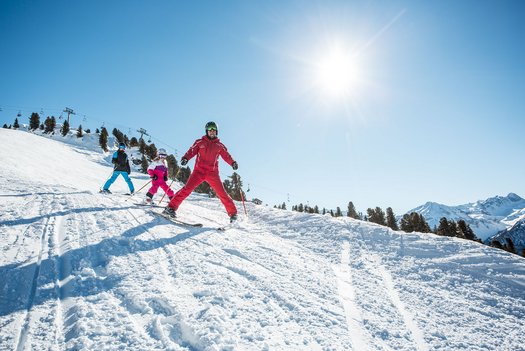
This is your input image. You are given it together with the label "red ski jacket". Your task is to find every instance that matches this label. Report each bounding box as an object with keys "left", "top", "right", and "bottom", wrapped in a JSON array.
[{"left": 182, "top": 136, "right": 235, "bottom": 173}]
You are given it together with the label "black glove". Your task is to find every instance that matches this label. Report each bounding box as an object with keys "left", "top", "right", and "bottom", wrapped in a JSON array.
[
  {"left": 163, "top": 174, "right": 168, "bottom": 181},
  {"left": 232, "top": 161, "right": 238, "bottom": 170},
  {"left": 181, "top": 157, "right": 188, "bottom": 166},
  {"left": 152, "top": 175, "right": 158, "bottom": 180}
]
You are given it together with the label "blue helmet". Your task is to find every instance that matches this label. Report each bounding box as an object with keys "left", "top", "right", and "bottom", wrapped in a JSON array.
[{"left": 118, "top": 142, "right": 126, "bottom": 150}]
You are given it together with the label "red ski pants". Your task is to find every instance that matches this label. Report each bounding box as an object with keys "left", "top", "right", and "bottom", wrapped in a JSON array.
[{"left": 168, "top": 169, "right": 237, "bottom": 217}]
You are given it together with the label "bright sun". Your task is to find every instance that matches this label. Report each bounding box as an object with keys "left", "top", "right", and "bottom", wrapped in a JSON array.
[{"left": 314, "top": 46, "right": 359, "bottom": 99}]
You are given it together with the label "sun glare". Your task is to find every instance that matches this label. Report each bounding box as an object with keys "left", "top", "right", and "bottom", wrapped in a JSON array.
[{"left": 314, "top": 46, "right": 359, "bottom": 99}]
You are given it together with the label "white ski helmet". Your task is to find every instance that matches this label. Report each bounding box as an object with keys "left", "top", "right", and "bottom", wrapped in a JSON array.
[{"left": 158, "top": 148, "right": 167, "bottom": 158}]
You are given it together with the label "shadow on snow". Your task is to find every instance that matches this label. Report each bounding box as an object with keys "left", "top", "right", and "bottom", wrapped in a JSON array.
[{"left": 0, "top": 215, "right": 207, "bottom": 317}]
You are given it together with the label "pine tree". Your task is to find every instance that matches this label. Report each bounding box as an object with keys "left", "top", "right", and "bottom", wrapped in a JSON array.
[
  {"left": 437, "top": 217, "right": 451, "bottom": 236},
  {"left": 96, "top": 128, "right": 100, "bottom": 134},
  {"left": 282, "top": 202, "right": 287, "bottom": 210},
  {"left": 298, "top": 203, "right": 304, "bottom": 212},
  {"left": 2, "top": 124, "right": 7, "bottom": 128},
  {"left": 177, "top": 167, "right": 191, "bottom": 184},
  {"left": 77, "top": 124, "right": 83, "bottom": 138},
  {"left": 367, "top": 207, "right": 386, "bottom": 225},
  {"left": 39, "top": 123, "right": 44, "bottom": 130},
  {"left": 314, "top": 205, "right": 319, "bottom": 214},
  {"left": 457, "top": 220, "right": 477, "bottom": 241},
  {"left": 223, "top": 172, "right": 245, "bottom": 201},
  {"left": 99, "top": 127, "right": 109, "bottom": 152},
  {"left": 505, "top": 238, "right": 516, "bottom": 254},
  {"left": 335, "top": 207, "right": 343, "bottom": 217},
  {"left": 386, "top": 207, "right": 399, "bottom": 230},
  {"left": 139, "top": 138, "right": 147, "bottom": 155},
  {"left": 400, "top": 212, "right": 431, "bottom": 233},
  {"left": 29, "top": 112, "right": 40, "bottom": 130},
  {"left": 490, "top": 240, "right": 504, "bottom": 249},
  {"left": 457, "top": 220, "right": 469, "bottom": 239},
  {"left": 165, "top": 154, "right": 179, "bottom": 180},
  {"left": 61, "top": 120, "right": 70, "bottom": 136},
  {"left": 417, "top": 213, "right": 432, "bottom": 233},
  {"left": 85, "top": 129, "right": 91, "bottom": 134},
  {"left": 145, "top": 143, "right": 157, "bottom": 160},
  {"left": 130, "top": 137, "right": 139, "bottom": 147},
  {"left": 449, "top": 221, "right": 460, "bottom": 238},
  {"left": 44, "top": 117, "right": 56, "bottom": 133},
  {"left": 400, "top": 213, "right": 413, "bottom": 232},
  {"left": 112, "top": 128, "right": 125, "bottom": 144},
  {"left": 141, "top": 155, "right": 149, "bottom": 173},
  {"left": 347, "top": 201, "right": 359, "bottom": 219},
  {"left": 322, "top": 208, "right": 326, "bottom": 215},
  {"left": 13, "top": 118, "right": 20, "bottom": 129},
  {"left": 195, "top": 181, "right": 212, "bottom": 195}
]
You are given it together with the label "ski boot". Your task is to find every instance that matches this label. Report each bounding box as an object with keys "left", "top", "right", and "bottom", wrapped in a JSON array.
[
  {"left": 162, "top": 206, "right": 177, "bottom": 219},
  {"left": 230, "top": 214, "right": 238, "bottom": 223}
]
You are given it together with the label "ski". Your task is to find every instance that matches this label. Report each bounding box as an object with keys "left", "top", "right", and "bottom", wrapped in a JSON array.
[
  {"left": 134, "top": 202, "right": 166, "bottom": 209},
  {"left": 217, "top": 221, "right": 239, "bottom": 231},
  {"left": 149, "top": 210, "right": 203, "bottom": 227}
]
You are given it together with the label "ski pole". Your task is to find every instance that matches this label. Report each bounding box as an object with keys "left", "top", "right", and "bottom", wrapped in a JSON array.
[
  {"left": 158, "top": 179, "right": 175, "bottom": 205},
  {"left": 240, "top": 186, "right": 248, "bottom": 216},
  {"left": 158, "top": 167, "right": 181, "bottom": 205},
  {"left": 125, "top": 179, "right": 152, "bottom": 201}
]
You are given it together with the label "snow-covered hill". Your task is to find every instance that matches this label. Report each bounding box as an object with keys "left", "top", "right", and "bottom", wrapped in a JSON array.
[
  {"left": 407, "top": 194, "right": 525, "bottom": 240},
  {"left": 1, "top": 128, "right": 525, "bottom": 351}
]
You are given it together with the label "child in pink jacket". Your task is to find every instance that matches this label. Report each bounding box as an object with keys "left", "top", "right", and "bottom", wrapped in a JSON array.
[{"left": 145, "top": 148, "right": 175, "bottom": 204}]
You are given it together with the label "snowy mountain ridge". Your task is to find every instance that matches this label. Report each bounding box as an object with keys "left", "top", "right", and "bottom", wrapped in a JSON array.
[
  {"left": 491, "top": 218, "right": 525, "bottom": 255},
  {"left": 1, "top": 127, "right": 524, "bottom": 351},
  {"left": 407, "top": 193, "right": 525, "bottom": 240}
]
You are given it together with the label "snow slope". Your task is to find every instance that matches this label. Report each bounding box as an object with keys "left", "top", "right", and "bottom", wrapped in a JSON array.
[{"left": 1, "top": 128, "right": 524, "bottom": 351}]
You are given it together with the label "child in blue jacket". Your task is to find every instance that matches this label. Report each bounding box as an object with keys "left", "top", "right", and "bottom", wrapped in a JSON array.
[{"left": 101, "top": 142, "right": 135, "bottom": 194}]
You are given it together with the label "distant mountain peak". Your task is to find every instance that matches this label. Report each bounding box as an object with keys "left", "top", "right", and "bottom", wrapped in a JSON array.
[
  {"left": 507, "top": 192, "right": 523, "bottom": 201},
  {"left": 407, "top": 193, "right": 525, "bottom": 240}
]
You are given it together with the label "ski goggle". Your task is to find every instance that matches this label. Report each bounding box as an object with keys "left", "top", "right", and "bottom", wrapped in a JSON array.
[
  {"left": 159, "top": 154, "right": 167, "bottom": 158},
  {"left": 118, "top": 145, "right": 126, "bottom": 149},
  {"left": 206, "top": 127, "right": 217, "bottom": 131}
]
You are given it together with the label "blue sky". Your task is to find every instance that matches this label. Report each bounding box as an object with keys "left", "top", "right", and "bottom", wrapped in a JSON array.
[{"left": 1, "top": 0, "right": 524, "bottom": 215}]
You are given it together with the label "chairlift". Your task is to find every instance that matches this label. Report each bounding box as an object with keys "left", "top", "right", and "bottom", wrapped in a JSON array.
[
  {"left": 58, "top": 114, "right": 63, "bottom": 120},
  {"left": 83, "top": 115, "right": 87, "bottom": 122},
  {"left": 17, "top": 111, "right": 22, "bottom": 117}
]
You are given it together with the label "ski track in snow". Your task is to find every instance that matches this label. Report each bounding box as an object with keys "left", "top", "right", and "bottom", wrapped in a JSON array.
[{"left": 333, "top": 241, "right": 370, "bottom": 351}]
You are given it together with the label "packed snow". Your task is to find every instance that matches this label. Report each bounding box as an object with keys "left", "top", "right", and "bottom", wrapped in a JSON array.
[{"left": 1, "top": 128, "right": 524, "bottom": 351}]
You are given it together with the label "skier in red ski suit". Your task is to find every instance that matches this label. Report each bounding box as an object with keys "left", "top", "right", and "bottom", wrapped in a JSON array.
[{"left": 163, "top": 121, "right": 239, "bottom": 222}]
